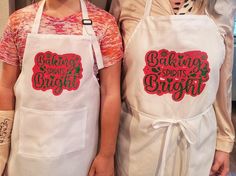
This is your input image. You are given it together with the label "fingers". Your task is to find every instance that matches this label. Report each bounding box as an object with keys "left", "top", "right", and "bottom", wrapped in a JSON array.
[
  {"left": 221, "top": 165, "right": 230, "bottom": 176},
  {"left": 210, "top": 159, "right": 230, "bottom": 176}
]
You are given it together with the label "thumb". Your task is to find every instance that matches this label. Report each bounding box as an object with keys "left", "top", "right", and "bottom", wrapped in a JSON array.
[
  {"left": 88, "top": 164, "right": 96, "bottom": 176},
  {"left": 221, "top": 162, "right": 230, "bottom": 176}
]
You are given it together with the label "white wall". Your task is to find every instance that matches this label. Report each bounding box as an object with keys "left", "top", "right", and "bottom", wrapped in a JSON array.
[{"left": 15, "top": 0, "right": 108, "bottom": 10}]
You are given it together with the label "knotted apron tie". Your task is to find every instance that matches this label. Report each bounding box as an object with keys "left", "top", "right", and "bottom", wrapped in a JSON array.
[{"left": 150, "top": 106, "right": 212, "bottom": 176}]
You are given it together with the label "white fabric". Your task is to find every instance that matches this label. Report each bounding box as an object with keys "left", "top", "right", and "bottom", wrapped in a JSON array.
[
  {"left": 116, "top": 0, "right": 226, "bottom": 175},
  {"left": 151, "top": 106, "right": 211, "bottom": 175},
  {"left": 6, "top": 0, "right": 102, "bottom": 175}
]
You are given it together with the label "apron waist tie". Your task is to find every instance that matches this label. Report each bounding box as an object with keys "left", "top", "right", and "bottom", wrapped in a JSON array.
[{"left": 151, "top": 106, "right": 212, "bottom": 176}]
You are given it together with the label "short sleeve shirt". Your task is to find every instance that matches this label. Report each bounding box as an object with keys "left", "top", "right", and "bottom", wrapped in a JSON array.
[{"left": 0, "top": 1, "right": 123, "bottom": 73}]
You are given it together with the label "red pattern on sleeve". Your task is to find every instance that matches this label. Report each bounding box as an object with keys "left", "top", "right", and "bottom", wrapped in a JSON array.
[{"left": 0, "top": 2, "right": 123, "bottom": 70}]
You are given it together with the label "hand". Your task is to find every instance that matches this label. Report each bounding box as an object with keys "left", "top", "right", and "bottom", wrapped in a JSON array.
[
  {"left": 88, "top": 154, "right": 115, "bottom": 176},
  {"left": 210, "top": 150, "right": 230, "bottom": 176}
]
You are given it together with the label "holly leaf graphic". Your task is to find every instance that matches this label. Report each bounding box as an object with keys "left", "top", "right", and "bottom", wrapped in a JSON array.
[
  {"left": 201, "top": 55, "right": 207, "bottom": 60},
  {"left": 201, "top": 70, "right": 207, "bottom": 76},
  {"left": 46, "top": 53, "right": 51, "bottom": 58},
  {"left": 40, "top": 66, "right": 46, "bottom": 72},
  {"left": 75, "top": 66, "right": 80, "bottom": 73},
  {"left": 201, "top": 66, "right": 208, "bottom": 76},
  {"left": 161, "top": 51, "right": 167, "bottom": 57},
  {"left": 152, "top": 67, "right": 160, "bottom": 73}
]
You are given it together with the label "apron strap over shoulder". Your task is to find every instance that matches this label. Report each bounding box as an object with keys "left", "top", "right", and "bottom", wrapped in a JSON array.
[
  {"left": 32, "top": 0, "right": 104, "bottom": 70},
  {"left": 144, "top": 0, "right": 153, "bottom": 18},
  {"left": 80, "top": 0, "right": 104, "bottom": 70},
  {"left": 31, "top": 0, "right": 45, "bottom": 34},
  {"left": 80, "top": 0, "right": 94, "bottom": 36}
]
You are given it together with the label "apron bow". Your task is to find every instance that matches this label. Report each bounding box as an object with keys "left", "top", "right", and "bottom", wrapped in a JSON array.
[
  {"left": 151, "top": 119, "right": 197, "bottom": 144},
  {"left": 149, "top": 106, "right": 212, "bottom": 176},
  {"left": 151, "top": 119, "right": 198, "bottom": 176}
]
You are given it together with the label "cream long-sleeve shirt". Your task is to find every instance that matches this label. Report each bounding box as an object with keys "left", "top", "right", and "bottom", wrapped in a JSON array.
[{"left": 110, "top": 0, "right": 236, "bottom": 153}]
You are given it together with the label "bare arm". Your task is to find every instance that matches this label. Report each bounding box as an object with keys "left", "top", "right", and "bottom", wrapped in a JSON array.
[
  {"left": 99, "top": 62, "right": 121, "bottom": 157},
  {"left": 89, "top": 61, "right": 121, "bottom": 176},
  {"left": 0, "top": 62, "right": 20, "bottom": 110}
]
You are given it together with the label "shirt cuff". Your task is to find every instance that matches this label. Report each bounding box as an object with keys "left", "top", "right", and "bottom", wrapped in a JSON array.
[{"left": 216, "top": 137, "right": 235, "bottom": 153}]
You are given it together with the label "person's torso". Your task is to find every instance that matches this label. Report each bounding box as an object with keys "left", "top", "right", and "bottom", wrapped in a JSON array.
[
  {"left": 122, "top": 0, "right": 225, "bottom": 119},
  {"left": 5, "top": 1, "right": 111, "bottom": 71},
  {"left": 8, "top": 1, "right": 103, "bottom": 175}
]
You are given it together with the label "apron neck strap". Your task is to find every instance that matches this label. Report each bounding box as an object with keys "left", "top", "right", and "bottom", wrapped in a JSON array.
[
  {"left": 143, "top": 0, "right": 153, "bottom": 18},
  {"left": 31, "top": 0, "right": 95, "bottom": 36},
  {"left": 80, "top": 0, "right": 104, "bottom": 69},
  {"left": 31, "top": 0, "right": 103, "bottom": 69},
  {"left": 32, "top": 0, "right": 45, "bottom": 34},
  {"left": 80, "top": 0, "right": 96, "bottom": 36}
]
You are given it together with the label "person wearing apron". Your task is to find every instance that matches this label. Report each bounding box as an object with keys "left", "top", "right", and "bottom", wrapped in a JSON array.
[
  {"left": 110, "top": 0, "right": 235, "bottom": 175},
  {"left": 0, "top": 0, "right": 123, "bottom": 175}
]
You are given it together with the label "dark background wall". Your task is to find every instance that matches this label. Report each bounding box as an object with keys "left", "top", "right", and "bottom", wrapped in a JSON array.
[{"left": 15, "top": 0, "right": 109, "bottom": 10}]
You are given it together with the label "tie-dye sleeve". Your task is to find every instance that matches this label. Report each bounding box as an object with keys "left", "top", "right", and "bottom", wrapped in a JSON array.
[
  {"left": 0, "top": 13, "right": 20, "bottom": 66},
  {"left": 99, "top": 13, "right": 123, "bottom": 68}
]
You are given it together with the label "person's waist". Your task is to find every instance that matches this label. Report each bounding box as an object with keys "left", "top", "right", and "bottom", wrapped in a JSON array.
[{"left": 124, "top": 102, "right": 213, "bottom": 122}]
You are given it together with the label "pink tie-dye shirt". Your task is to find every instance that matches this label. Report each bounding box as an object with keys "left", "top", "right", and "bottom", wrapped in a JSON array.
[{"left": 0, "top": 1, "right": 123, "bottom": 73}]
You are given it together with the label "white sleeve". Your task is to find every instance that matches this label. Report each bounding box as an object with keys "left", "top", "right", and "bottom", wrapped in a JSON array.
[{"left": 212, "top": 0, "right": 236, "bottom": 153}]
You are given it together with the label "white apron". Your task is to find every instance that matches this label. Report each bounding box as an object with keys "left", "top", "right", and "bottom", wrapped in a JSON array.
[
  {"left": 7, "top": 0, "right": 104, "bottom": 176},
  {"left": 116, "top": 0, "right": 226, "bottom": 175}
]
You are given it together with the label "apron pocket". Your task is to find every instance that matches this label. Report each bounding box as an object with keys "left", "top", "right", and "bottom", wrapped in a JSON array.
[{"left": 18, "top": 107, "right": 87, "bottom": 158}]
